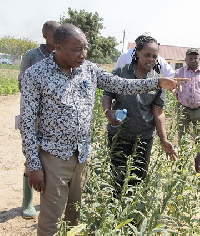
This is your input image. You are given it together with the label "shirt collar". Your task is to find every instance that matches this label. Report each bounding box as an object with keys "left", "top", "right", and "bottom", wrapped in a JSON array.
[
  {"left": 51, "top": 52, "right": 84, "bottom": 74},
  {"left": 39, "top": 44, "right": 51, "bottom": 57}
]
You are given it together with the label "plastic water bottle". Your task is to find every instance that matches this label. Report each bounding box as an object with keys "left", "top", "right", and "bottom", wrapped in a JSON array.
[{"left": 112, "top": 109, "right": 127, "bottom": 127}]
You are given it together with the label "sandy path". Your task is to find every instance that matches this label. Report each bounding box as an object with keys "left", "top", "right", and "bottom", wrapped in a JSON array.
[{"left": 0, "top": 94, "right": 40, "bottom": 236}]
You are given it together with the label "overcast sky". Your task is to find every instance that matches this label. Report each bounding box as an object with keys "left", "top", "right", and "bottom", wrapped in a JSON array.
[{"left": 1, "top": 0, "right": 200, "bottom": 52}]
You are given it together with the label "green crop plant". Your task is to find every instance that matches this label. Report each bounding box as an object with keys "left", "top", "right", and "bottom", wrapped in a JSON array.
[
  {"left": 0, "top": 64, "right": 20, "bottom": 95},
  {"left": 57, "top": 88, "right": 200, "bottom": 235}
]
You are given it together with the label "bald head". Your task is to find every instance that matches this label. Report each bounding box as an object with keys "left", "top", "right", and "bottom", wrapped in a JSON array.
[{"left": 53, "top": 23, "right": 87, "bottom": 45}]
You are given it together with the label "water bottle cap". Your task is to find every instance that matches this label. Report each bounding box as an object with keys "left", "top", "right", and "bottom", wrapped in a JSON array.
[{"left": 122, "top": 109, "right": 127, "bottom": 114}]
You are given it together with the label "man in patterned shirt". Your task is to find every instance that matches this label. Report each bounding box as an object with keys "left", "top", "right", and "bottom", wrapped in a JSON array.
[
  {"left": 18, "top": 20, "right": 61, "bottom": 220},
  {"left": 20, "top": 23, "right": 188, "bottom": 235}
]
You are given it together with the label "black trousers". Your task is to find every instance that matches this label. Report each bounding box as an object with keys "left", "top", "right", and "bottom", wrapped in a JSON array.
[{"left": 108, "top": 133, "right": 153, "bottom": 193}]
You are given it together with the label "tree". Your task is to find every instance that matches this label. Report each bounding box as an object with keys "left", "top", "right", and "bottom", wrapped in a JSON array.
[
  {"left": 0, "top": 36, "right": 38, "bottom": 60},
  {"left": 60, "top": 8, "right": 120, "bottom": 64}
]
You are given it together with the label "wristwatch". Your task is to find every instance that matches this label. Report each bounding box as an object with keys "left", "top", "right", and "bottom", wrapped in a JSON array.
[{"left": 104, "top": 109, "right": 109, "bottom": 114}]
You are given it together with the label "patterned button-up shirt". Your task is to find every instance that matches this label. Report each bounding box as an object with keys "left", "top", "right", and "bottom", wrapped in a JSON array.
[
  {"left": 176, "top": 66, "right": 200, "bottom": 109},
  {"left": 20, "top": 54, "right": 159, "bottom": 171}
]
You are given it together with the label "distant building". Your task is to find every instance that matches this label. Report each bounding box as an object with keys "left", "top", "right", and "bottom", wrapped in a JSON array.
[{"left": 127, "top": 42, "right": 200, "bottom": 70}]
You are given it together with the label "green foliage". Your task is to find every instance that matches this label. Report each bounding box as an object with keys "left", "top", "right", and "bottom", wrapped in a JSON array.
[
  {"left": 0, "top": 64, "right": 20, "bottom": 70},
  {"left": 60, "top": 8, "right": 121, "bottom": 64},
  {"left": 58, "top": 90, "right": 200, "bottom": 235},
  {"left": 0, "top": 64, "right": 19, "bottom": 94},
  {"left": 0, "top": 36, "right": 38, "bottom": 60}
]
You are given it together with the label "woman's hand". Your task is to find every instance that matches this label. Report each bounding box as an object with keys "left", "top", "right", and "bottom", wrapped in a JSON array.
[
  {"left": 105, "top": 110, "right": 122, "bottom": 127},
  {"left": 160, "top": 139, "right": 178, "bottom": 161}
]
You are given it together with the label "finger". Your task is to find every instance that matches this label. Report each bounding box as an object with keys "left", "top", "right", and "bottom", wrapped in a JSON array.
[
  {"left": 28, "top": 178, "right": 33, "bottom": 188},
  {"left": 40, "top": 182, "right": 45, "bottom": 193},
  {"left": 170, "top": 154, "right": 177, "bottom": 161},
  {"left": 173, "top": 152, "right": 178, "bottom": 158},
  {"left": 34, "top": 181, "right": 44, "bottom": 193},
  {"left": 171, "top": 88, "right": 177, "bottom": 95},
  {"left": 170, "top": 155, "right": 176, "bottom": 161},
  {"left": 32, "top": 184, "right": 37, "bottom": 191},
  {"left": 174, "top": 77, "right": 190, "bottom": 82}
]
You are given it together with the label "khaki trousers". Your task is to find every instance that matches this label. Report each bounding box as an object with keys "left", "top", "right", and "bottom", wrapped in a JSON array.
[{"left": 37, "top": 149, "right": 89, "bottom": 236}]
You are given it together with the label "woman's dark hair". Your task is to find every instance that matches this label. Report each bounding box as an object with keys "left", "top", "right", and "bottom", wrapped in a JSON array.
[{"left": 131, "top": 36, "right": 161, "bottom": 74}]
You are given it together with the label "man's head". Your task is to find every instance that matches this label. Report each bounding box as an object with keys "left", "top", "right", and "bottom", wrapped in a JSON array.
[
  {"left": 185, "top": 48, "right": 199, "bottom": 70},
  {"left": 54, "top": 23, "right": 88, "bottom": 71},
  {"left": 42, "top": 21, "right": 61, "bottom": 51}
]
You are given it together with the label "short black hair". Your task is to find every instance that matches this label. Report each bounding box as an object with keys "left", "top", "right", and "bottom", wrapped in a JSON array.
[
  {"left": 53, "top": 23, "right": 86, "bottom": 45},
  {"left": 42, "top": 21, "right": 60, "bottom": 34}
]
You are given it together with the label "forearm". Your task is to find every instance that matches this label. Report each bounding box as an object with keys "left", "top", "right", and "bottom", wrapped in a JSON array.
[
  {"left": 153, "top": 106, "right": 177, "bottom": 159},
  {"left": 153, "top": 106, "right": 168, "bottom": 141},
  {"left": 102, "top": 95, "right": 112, "bottom": 111},
  {"left": 96, "top": 64, "right": 159, "bottom": 94}
]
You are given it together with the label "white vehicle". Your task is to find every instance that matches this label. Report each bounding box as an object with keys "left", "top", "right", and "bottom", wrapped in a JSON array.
[{"left": 0, "top": 57, "right": 13, "bottom": 64}]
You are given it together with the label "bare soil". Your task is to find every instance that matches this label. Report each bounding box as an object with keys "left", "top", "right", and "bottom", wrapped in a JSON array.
[{"left": 0, "top": 93, "right": 40, "bottom": 236}]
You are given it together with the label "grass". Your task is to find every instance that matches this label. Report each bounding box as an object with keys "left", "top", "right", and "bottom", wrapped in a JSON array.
[{"left": 0, "top": 64, "right": 20, "bottom": 94}]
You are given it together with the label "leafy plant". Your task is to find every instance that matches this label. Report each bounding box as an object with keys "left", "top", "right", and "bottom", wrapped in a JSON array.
[
  {"left": 0, "top": 64, "right": 19, "bottom": 94},
  {"left": 58, "top": 90, "right": 200, "bottom": 235},
  {"left": 0, "top": 36, "right": 38, "bottom": 60}
]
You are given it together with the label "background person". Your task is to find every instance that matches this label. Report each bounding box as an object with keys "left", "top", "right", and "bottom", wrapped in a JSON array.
[
  {"left": 102, "top": 36, "right": 177, "bottom": 195},
  {"left": 175, "top": 48, "right": 200, "bottom": 171},
  {"left": 176, "top": 48, "right": 200, "bottom": 144},
  {"left": 18, "top": 20, "right": 60, "bottom": 219},
  {"left": 20, "top": 23, "right": 188, "bottom": 235},
  {"left": 115, "top": 34, "right": 175, "bottom": 77}
]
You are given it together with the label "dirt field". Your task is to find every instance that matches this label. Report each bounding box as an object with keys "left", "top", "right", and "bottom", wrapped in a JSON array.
[{"left": 0, "top": 93, "right": 40, "bottom": 236}]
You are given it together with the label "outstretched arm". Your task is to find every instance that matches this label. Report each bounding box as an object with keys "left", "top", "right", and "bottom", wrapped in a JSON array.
[{"left": 96, "top": 63, "right": 190, "bottom": 95}]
